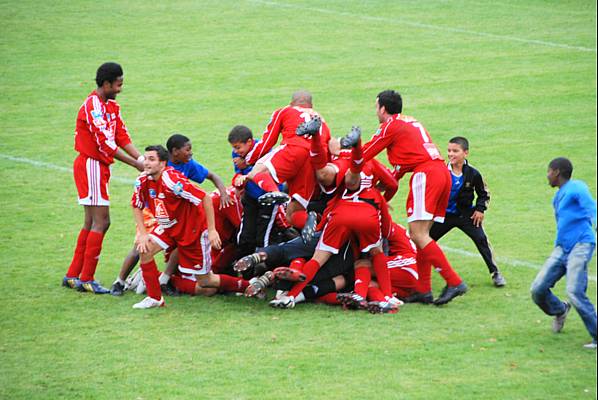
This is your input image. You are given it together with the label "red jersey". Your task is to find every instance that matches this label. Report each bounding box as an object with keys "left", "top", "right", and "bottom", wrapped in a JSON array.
[
  {"left": 362, "top": 114, "right": 444, "bottom": 179},
  {"left": 75, "top": 90, "right": 132, "bottom": 165},
  {"left": 132, "top": 167, "right": 207, "bottom": 246},
  {"left": 210, "top": 187, "right": 242, "bottom": 243},
  {"left": 246, "top": 105, "right": 331, "bottom": 165}
]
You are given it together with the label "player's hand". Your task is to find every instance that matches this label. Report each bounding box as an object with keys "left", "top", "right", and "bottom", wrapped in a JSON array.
[
  {"left": 219, "top": 190, "right": 234, "bottom": 209},
  {"left": 233, "top": 157, "right": 248, "bottom": 170},
  {"left": 234, "top": 174, "right": 248, "bottom": 188},
  {"left": 471, "top": 211, "right": 484, "bottom": 227},
  {"left": 208, "top": 229, "right": 221, "bottom": 250},
  {"left": 135, "top": 233, "right": 152, "bottom": 253},
  {"left": 134, "top": 159, "right": 145, "bottom": 172}
]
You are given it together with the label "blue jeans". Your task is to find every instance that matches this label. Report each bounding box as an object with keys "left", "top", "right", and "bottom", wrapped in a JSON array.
[{"left": 530, "top": 242, "right": 597, "bottom": 340}]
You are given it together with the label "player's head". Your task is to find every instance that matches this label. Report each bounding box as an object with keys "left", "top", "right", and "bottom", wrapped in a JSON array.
[
  {"left": 448, "top": 136, "right": 469, "bottom": 165},
  {"left": 376, "top": 90, "right": 402, "bottom": 122},
  {"left": 547, "top": 157, "right": 573, "bottom": 187},
  {"left": 228, "top": 125, "right": 254, "bottom": 157},
  {"left": 166, "top": 133, "right": 192, "bottom": 164},
  {"left": 144, "top": 145, "right": 168, "bottom": 177},
  {"left": 290, "top": 90, "right": 313, "bottom": 107},
  {"left": 96, "top": 62, "right": 124, "bottom": 100}
]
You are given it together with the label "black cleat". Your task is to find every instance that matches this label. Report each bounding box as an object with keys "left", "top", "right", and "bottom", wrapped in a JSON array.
[
  {"left": 160, "top": 281, "right": 180, "bottom": 297},
  {"left": 434, "top": 282, "right": 468, "bottom": 306},
  {"left": 340, "top": 126, "right": 361, "bottom": 149},
  {"left": 258, "top": 191, "right": 290, "bottom": 207},
  {"left": 110, "top": 281, "right": 125, "bottom": 296},
  {"left": 367, "top": 300, "right": 399, "bottom": 314},
  {"left": 336, "top": 292, "right": 367, "bottom": 310},
  {"left": 401, "top": 291, "right": 434, "bottom": 305},
  {"left": 301, "top": 211, "right": 318, "bottom": 244},
  {"left": 234, "top": 252, "right": 264, "bottom": 272},
  {"left": 296, "top": 115, "right": 322, "bottom": 136}
]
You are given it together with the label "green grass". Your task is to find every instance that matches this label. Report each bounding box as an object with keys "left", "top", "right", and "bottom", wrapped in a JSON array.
[{"left": 0, "top": 0, "right": 596, "bottom": 399}]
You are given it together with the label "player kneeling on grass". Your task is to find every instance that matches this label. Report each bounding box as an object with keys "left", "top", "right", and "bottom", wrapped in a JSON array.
[{"left": 131, "top": 145, "right": 222, "bottom": 309}]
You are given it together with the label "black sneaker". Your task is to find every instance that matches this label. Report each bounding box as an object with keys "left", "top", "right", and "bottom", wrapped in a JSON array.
[
  {"left": 296, "top": 116, "right": 322, "bottom": 136},
  {"left": 161, "top": 281, "right": 180, "bottom": 297},
  {"left": 258, "top": 191, "right": 290, "bottom": 207},
  {"left": 401, "top": 291, "right": 434, "bottom": 304},
  {"left": 340, "top": 126, "right": 361, "bottom": 149},
  {"left": 492, "top": 271, "right": 507, "bottom": 287},
  {"left": 301, "top": 211, "right": 318, "bottom": 244},
  {"left": 552, "top": 301, "right": 571, "bottom": 333},
  {"left": 110, "top": 281, "right": 125, "bottom": 296},
  {"left": 434, "top": 282, "right": 468, "bottom": 306}
]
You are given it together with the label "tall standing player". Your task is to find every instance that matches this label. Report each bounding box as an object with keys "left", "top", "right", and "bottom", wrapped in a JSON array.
[
  {"left": 348, "top": 90, "right": 467, "bottom": 305},
  {"left": 62, "top": 62, "right": 144, "bottom": 293}
]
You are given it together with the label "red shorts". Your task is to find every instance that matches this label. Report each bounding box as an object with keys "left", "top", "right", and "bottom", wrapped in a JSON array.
[
  {"left": 259, "top": 144, "right": 315, "bottom": 208},
  {"left": 149, "top": 225, "right": 212, "bottom": 275},
  {"left": 387, "top": 255, "right": 418, "bottom": 291},
  {"left": 406, "top": 161, "right": 451, "bottom": 223},
  {"left": 74, "top": 154, "right": 110, "bottom": 206},
  {"left": 317, "top": 202, "right": 381, "bottom": 254}
]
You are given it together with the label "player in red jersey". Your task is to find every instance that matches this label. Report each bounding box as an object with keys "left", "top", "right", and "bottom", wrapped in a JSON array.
[
  {"left": 353, "top": 90, "right": 467, "bottom": 305},
  {"left": 63, "top": 62, "right": 144, "bottom": 294},
  {"left": 245, "top": 91, "right": 331, "bottom": 228},
  {"left": 131, "top": 145, "right": 222, "bottom": 308}
]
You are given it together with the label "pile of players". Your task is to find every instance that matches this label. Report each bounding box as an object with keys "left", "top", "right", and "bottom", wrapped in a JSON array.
[{"left": 63, "top": 62, "right": 506, "bottom": 312}]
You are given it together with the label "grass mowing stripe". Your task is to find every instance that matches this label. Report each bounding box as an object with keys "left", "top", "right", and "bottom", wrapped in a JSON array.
[
  {"left": 248, "top": 0, "right": 597, "bottom": 52},
  {"left": 4, "top": 152, "right": 594, "bottom": 282}
]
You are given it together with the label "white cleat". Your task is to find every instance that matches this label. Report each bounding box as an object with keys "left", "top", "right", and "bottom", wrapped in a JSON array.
[
  {"left": 269, "top": 295, "right": 295, "bottom": 309},
  {"left": 133, "top": 296, "right": 165, "bottom": 309},
  {"left": 386, "top": 296, "right": 404, "bottom": 307}
]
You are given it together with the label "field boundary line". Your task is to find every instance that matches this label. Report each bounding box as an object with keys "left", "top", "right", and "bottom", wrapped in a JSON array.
[
  {"left": 249, "top": 0, "right": 596, "bottom": 53},
  {"left": 1, "top": 152, "right": 596, "bottom": 281}
]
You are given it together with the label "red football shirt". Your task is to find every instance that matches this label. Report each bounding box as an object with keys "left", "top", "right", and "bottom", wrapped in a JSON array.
[
  {"left": 75, "top": 90, "right": 132, "bottom": 165},
  {"left": 210, "top": 187, "right": 242, "bottom": 242}
]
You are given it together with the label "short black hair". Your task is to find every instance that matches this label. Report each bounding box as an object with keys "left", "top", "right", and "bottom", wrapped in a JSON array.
[
  {"left": 449, "top": 136, "right": 469, "bottom": 151},
  {"left": 95, "top": 62, "right": 123, "bottom": 87},
  {"left": 377, "top": 90, "right": 403, "bottom": 115},
  {"left": 549, "top": 157, "right": 573, "bottom": 180},
  {"left": 228, "top": 125, "right": 253, "bottom": 143},
  {"left": 145, "top": 145, "right": 169, "bottom": 161},
  {"left": 166, "top": 133, "right": 191, "bottom": 153}
]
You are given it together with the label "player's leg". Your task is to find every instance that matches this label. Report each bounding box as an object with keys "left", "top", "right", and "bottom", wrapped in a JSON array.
[
  {"left": 78, "top": 205, "right": 111, "bottom": 293},
  {"left": 564, "top": 243, "right": 597, "bottom": 341},
  {"left": 133, "top": 239, "right": 166, "bottom": 309},
  {"left": 110, "top": 246, "right": 140, "bottom": 296},
  {"left": 63, "top": 206, "right": 92, "bottom": 287},
  {"left": 458, "top": 217, "right": 505, "bottom": 286}
]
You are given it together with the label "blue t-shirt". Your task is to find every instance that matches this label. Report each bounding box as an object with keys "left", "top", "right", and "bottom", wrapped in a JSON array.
[
  {"left": 553, "top": 179, "right": 597, "bottom": 252},
  {"left": 446, "top": 171, "right": 465, "bottom": 215},
  {"left": 167, "top": 159, "right": 209, "bottom": 184}
]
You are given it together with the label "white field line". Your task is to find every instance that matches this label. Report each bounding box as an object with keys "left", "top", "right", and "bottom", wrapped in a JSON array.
[
  {"left": 1, "top": 153, "right": 596, "bottom": 281},
  {"left": 248, "top": 0, "right": 596, "bottom": 53}
]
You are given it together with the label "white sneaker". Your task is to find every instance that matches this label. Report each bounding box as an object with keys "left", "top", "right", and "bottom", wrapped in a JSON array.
[
  {"left": 269, "top": 295, "right": 295, "bottom": 309},
  {"left": 135, "top": 276, "right": 147, "bottom": 295},
  {"left": 386, "top": 296, "right": 404, "bottom": 307},
  {"left": 133, "top": 296, "right": 165, "bottom": 309},
  {"left": 125, "top": 268, "right": 142, "bottom": 292},
  {"left": 583, "top": 340, "right": 597, "bottom": 349}
]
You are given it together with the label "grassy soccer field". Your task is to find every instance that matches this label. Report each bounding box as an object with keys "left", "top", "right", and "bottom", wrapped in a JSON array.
[{"left": 0, "top": 1, "right": 596, "bottom": 399}]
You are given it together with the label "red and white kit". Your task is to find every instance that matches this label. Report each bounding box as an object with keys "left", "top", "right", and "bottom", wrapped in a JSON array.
[
  {"left": 362, "top": 114, "right": 450, "bottom": 222},
  {"left": 246, "top": 105, "right": 331, "bottom": 207},
  {"left": 210, "top": 188, "right": 242, "bottom": 272},
  {"left": 386, "top": 223, "right": 419, "bottom": 296},
  {"left": 132, "top": 167, "right": 211, "bottom": 275},
  {"left": 73, "top": 90, "right": 132, "bottom": 206}
]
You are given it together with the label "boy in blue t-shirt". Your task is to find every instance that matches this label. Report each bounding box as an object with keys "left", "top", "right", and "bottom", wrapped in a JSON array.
[{"left": 531, "top": 157, "right": 597, "bottom": 349}]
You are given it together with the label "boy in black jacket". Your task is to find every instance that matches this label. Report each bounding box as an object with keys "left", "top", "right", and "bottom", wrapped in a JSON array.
[{"left": 430, "top": 137, "right": 506, "bottom": 287}]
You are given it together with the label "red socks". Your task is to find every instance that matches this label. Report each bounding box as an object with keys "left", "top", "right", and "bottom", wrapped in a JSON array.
[
  {"left": 140, "top": 259, "right": 162, "bottom": 300},
  {"left": 79, "top": 231, "right": 104, "bottom": 281},
  {"left": 171, "top": 275, "right": 197, "bottom": 295},
  {"left": 252, "top": 172, "right": 279, "bottom": 192},
  {"left": 316, "top": 293, "right": 340, "bottom": 305},
  {"left": 353, "top": 266, "right": 371, "bottom": 299},
  {"left": 310, "top": 131, "right": 327, "bottom": 170},
  {"left": 288, "top": 259, "right": 321, "bottom": 297},
  {"left": 218, "top": 274, "right": 249, "bottom": 293},
  {"left": 290, "top": 210, "right": 308, "bottom": 229},
  {"left": 350, "top": 140, "right": 363, "bottom": 174},
  {"left": 367, "top": 286, "right": 385, "bottom": 302},
  {"left": 416, "top": 241, "right": 462, "bottom": 292},
  {"left": 66, "top": 228, "right": 90, "bottom": 277},
  {"left": 371, "top": 252, "right": 392, "bottom": 297}
]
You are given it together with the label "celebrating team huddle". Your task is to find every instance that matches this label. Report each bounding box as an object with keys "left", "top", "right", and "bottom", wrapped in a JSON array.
[{"left": 63, "top": 62, "right": 508, "bottom": 312}]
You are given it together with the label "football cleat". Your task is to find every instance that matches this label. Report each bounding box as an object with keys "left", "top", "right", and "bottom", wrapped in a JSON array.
[
  {"left": 62, "top": 276, "right": 80, "bottom": 289},
  {"left": 245, "top": 271, "right": 274, "bottom": 298},
  {"left": 110, "top": 281, "right": 125, "bottom": 296},
  {"left": 77, "top": 280, "right": 110, "bottom": 294},
  {"left": 336, "top": 292, "right": 368, "bottom": 310},
  {"left": 433, "top": 282, "right": 468, "bottom": 306},
  {"left": 125, "top": 268, "right": 142, "bottom": 291},
  {"left": 132, "top": 296, "right": 165, "bottom": 309},
  {"left": 301, "top": 211, "right": 318, "bottom": 244},
  {"left": 492, "top": 271, "right": 507, "bottom": 287},
  {"left": 273, "top": 267, "right": 306, "bottom": 282},
  {"left": 367, "top": 300, "right": 399, "bottom": 314},
  {"left": 258, "top": 191, "right": 290, "bottom": 207},
  {"left": 160, "top": 281, "right": 180, "bottom": 297},
  {"left": 340, "top": 126, "right": 361, "bottom": 149},
  {"left": 234, "top": 252, "right": 265, "bottom": 272},
  {"left": 269, "top": 295, "right": 295, "bottom": 309},
  {"left": 400, "top": 291, "right": 434, "bottom": 304},
  {"left": 296, "top": 115, "right": 322, "bottom": 136}
]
